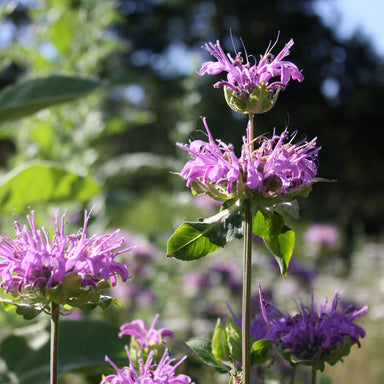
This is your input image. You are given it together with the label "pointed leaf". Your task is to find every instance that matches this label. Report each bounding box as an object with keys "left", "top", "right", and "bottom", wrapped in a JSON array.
[
  {"left": 186, "top": 338, "right": 232, "bottom": 374},
  {"left": 225, "top": 316, "right": 242, "bottom": 363},
  {"left": 0, "top": 162, "right": 101, "bottom": 213},
  {"left": 251, "top": 339, "right": 274, "bottom": 365},
  {"left": 253, "top": 210, "right": 295, "bottom": 277},
  {"left": 0, "top": 299, "right": 42, "bottom": 320},
  {"left": 274, "top": 200, "right": 300, "bottom": 222},
  {"left": 167, "top": 201, "right": 243, "bottom": 261},
  {"left": 0, "top": 75, "right": 107, "bottom": 123},
  {"left": 212, "top": 319, "right": 230, "bottom": 361}
]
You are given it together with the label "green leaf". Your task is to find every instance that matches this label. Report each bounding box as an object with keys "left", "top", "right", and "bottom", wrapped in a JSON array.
[
  {"left": 212, "top": 319, "right": 230, "bottom": 361},
  {"left": 0, "top": 299, "right": 42, "bottom": 320},
  {"left": 224, "top": 316, "right": 242, "bottom": 363},
  {"left": 167, "top": 200, "right": 243, "bottom": 261},
  {"left": 274, "top": 200, "right": 300, "bottom": 223},
  {"left": 186, "top": 338, "right": 232, "bottom": 374},
  {"left": 251, "top": 339, "right": 274, "bottom": 365},
  {"left": 0, "top": 75, "right": 107, "bottom": 123},
  {"left": 0, "top": 320, "right": 127, "bottom": 384},
  {"left": 253, "top": 210, "right": 295, "bottom": 277},
  {"left": 0, "top": 161, "right": 101, "bottom": 213}
]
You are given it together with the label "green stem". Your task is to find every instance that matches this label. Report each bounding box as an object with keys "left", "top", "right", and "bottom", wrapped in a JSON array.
[
  {"left": 312, "top": 365, "right": 317, "bottom": 384},
  {"left": 241, "top": 112, "right": 254, "bottom": 384},
  {"left": 242, "top": 200, "right": 252, "bottom": 384},
  {"left": 50, "top": 302, "right": 60, "bottom": 384}
]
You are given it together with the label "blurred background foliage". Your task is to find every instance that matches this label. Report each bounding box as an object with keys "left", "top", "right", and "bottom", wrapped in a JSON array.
[{"left": 0, "top": 0, "right": 383, "bottom": 383}]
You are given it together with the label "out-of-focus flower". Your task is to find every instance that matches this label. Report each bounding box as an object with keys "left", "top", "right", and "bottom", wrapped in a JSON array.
[
  {"left": 0, "top": 210, "right": 132, "bottom": 309},
  {"left": 261, "top": 289, "right": 367, "bottom": 370},
  {"left": 101, "top": 347, "right": 194, "bottom": 384},
  {"left": 177, "top": 118, "right": 320, "bottom": 202},
  {"left": 119, "top": 313, "right": 174, "bottom": 350},
  {"left": 304, "top": 223, "right": 339, "bottom": 248},
  {"left": 198, "top": 37, "right": 303, "bottom": 113}
]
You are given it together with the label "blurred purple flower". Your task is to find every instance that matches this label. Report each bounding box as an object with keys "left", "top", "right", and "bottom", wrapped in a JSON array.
[
  {"left": 193, "top": 194, "right": 222, "bottom": 212},
  {"left": 261, "top": 289, "right": 367, "bottom": 368},
  {"left": 304, "top": 223, "right": 339, "bottom": 248},
  {"left": 184, "top": 272, "right": 211, "bottom": 290},
  {"left": 101, "top": 347, "right": 193, "bottom": 384},
  {"left": 0, "top": 210, "right": 132, "bottom": 296},
  {"left": 198, "top": 37, "right": 303, "bottom": 113},
  {"left": 177, "top": 119, "right": 320, "bottom": 200},
  {"left": 119, "top": 313, "right": 174, "bottom": 349}
]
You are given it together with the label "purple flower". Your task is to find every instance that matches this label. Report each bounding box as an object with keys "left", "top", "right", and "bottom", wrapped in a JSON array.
[
  {"left": 119, "top": 313, "right": 174, "bottom": 350},
  {"left": 177, "top": 117, "right": 240, "bottom": 197},
  {"left": 304, "top": 223, "right": 339, "bottom": 248},
  {"left": 177, "top": 118, "right": 320, "bottom": 201},
  {"left": 0, "top": 210, "right": 132, "bottom": 300},
  {"left": 261, "top": 289, "right": 367, "bottom": 369},
  {"left": 199, "top": 37, "right": 303, "bottom": 113},
  {"left": 101, "top": 347, "right": 194, "bottom": 384}
]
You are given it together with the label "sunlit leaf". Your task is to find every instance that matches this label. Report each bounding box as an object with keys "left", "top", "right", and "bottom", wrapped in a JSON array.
[
  {"left": 212, "top": 319, "right": 230, "bottom": 361},
  {"left": 167, "top": 200, "right": 243, "bottom": 261},
  {"left": 253, "top": 210, "right": 295, "bottom": 277},
  {"left": 225, "top": 316, "right": 242, "bottom": 363},
  {"left": 0, "top": 162, "right": 101, "bottom": 213},
  {"left": 251, "top": 339, "right": 274, "bottom": 365},
  {"left": 186, "top": 338, "right": 232, "bottom": 374},
  {"left": 0, "top": 75, "right": 107, "bottom": 123}
]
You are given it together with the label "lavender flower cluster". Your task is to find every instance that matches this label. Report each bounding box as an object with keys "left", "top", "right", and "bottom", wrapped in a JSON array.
[
  {"left": 260, "top": 290, "right": 368, "bottom": 370},
  {"left": 177, "top": 118, "right": 320, "bottom": 201},
  {"left": 102, "top": 315, "right": 194, "bottom": 384},
  {"left": 0, "top": 210, "right": 132, "bottom": 299}
]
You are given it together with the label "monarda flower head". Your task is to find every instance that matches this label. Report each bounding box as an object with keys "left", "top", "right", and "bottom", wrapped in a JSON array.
[
  {"left": 0, "top": 209, "right": 133, "bottom": 313},
  {"left": 198, "top": 36, "right": 303, "bottom": 114},
  {"left": 261, "top": 290, "right": 368, "bottom": 371},
  {"left": 177, "top": 118, "right": 320, "bottom": 204},
  {"left": 119, "top": 314, "right": 174, "bottom": 361},
  {"left": 101, "top": 347, "right": 194, "bottom": 384}
]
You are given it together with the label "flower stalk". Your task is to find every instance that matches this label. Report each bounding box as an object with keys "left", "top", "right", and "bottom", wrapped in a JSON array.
[
  {"left": 312, "top": 365, "right": 317, "bottom": 384},
  {"left": 241, "top": 112, "right": 254, "bottom": 384},
  {"left": 242, "top": 198, "right": 252, "bottom": 384},
  {"left": 50, "top": 302, "right": 60, "bottom": 384}
]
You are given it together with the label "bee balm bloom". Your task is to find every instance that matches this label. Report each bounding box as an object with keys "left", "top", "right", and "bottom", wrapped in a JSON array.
[
  {"left": 0, "top": 209, "right": 132, "bottom": 309},
  {"left": 261, "top": 291, "right": 367, "bottom": 370},
  {"left": 199, "top": 37, "right": 303, "bottom": 113},
  {"left": 101, "top": 347, "right": 194, "bottom": 384},
  {"left": 119, "top": 313, "right": 174, "bottom": 353},
  {"left": 177, "top": 118, "right": 320, "bottom": 203}
]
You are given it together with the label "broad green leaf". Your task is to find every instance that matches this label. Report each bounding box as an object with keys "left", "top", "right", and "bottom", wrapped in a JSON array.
[
  {"left": 0, "top": 162, "right": 101, "bottom": 213},
  {"left": 186, "top": 338, "right": 232, "bottom": 374},
  {"left": 167, "top": 200, "right": 243, "bottom": 261},
  {"left": 251, "top": 339, "right": 274, "bottom": 365},
  {"left": 212, "top": 319, "right": 230, "bottom": 361},
  {"left": 0, "top": 75, "right": 107, "bottom": 123},
  {"left": 0, "top": 320, "right": 127, "bottom": 384},
  {"left": 253, "top": 210, "right": 295, "bottom": 277}
]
